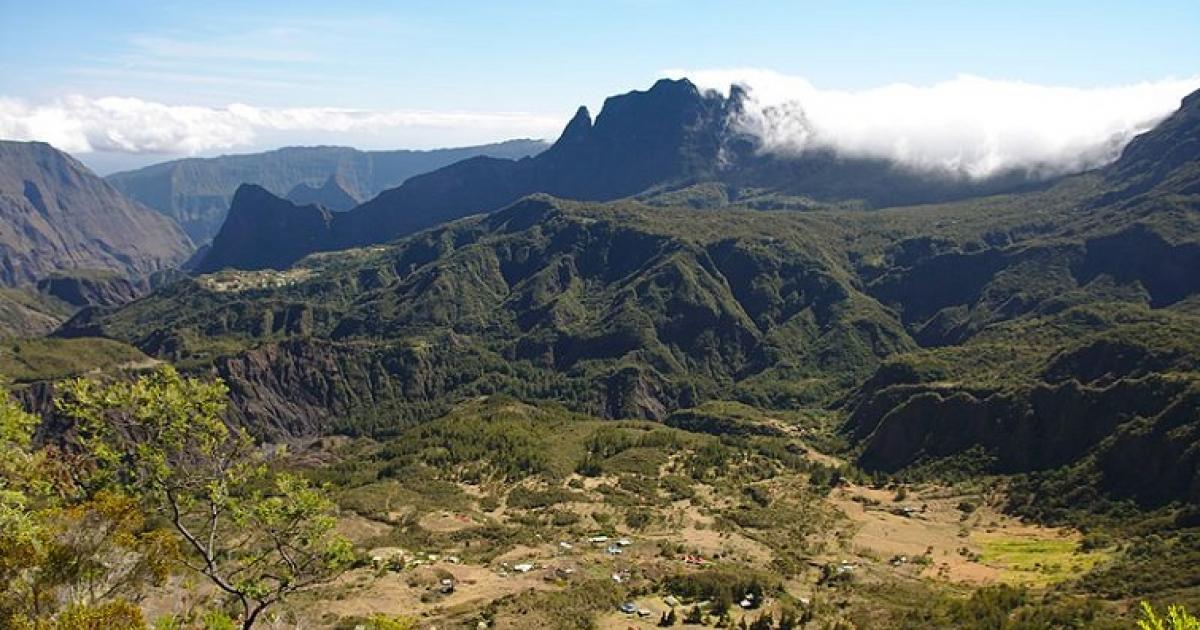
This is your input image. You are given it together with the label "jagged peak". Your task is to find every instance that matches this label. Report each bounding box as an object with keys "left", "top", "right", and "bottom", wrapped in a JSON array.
[
  {"left": 552, "top": 106, "right": 593, "bottom": 148},
  {"left": 648, "top": 76, "right": 699, "bottom": 95}
]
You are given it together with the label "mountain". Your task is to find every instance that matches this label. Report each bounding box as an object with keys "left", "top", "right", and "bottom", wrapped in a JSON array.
[
  {"left": 284, "top": 173, "right": 360, "bottom": 211},
  {"left": 840, "top": 89, "right": 1200, "bottom": 511},
  {"left": 60, "top": 87, "right": 1200, "bottom": 512},
  {"left": 197, "top": 79, "right": 1049, "bottom": 273},
  {"left": 0, "top": 141, "right": 194, "bottom": 288},
  {"left": 61, "top": 195, "right": 915, "bottom": 434},
  {"left": 106, "top": 139, "right": 549, "bottom": 243}
]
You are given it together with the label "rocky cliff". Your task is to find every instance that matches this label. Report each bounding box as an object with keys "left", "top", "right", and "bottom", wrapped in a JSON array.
[{"left": 0, "top": 141, "right": 193, "bottom": 287}]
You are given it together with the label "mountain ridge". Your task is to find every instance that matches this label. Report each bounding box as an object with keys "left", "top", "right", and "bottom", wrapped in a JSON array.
[
  {"left": 197, "top": 78, "right": 1062, "bottom": 273},
  {"left": 0, "top": 140, "right": 194, "bottom": 287},
  {"left": 107, "top": 138, "right": 549, "bottom": 243}
]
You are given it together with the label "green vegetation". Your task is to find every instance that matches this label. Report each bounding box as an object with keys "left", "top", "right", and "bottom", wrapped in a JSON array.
[
  {"left": 0, "top": 287, "right": 71, "bottom": 337},
  {"left": 1, "top": 381, "right": 175, "bottom": 628},
  {"left": 1138, "top": 602, "right": 1200, "bottom": 630},
  {"left": 4, "top": 82, "right": 1196, "bottom": 627},
  {"left": 975, "top": 535, "right": 1110, "bottom": 586},
  {"left": 0, "top": 337, "right": 150, "bottom": 383},
  {"left": 55, "top": 367, "right": 353, "bottom": 629}
]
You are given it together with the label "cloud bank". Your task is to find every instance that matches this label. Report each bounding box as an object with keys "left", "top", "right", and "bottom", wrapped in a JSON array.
[
  {"left": 670, "top": 69, "right": 1200, "bottom": 178},
  {"left": 0, "top": 95, "right": 562, "bottom": 155},
  {"left": 4, "top": 72, "right": 1198, "bottom": 178}
]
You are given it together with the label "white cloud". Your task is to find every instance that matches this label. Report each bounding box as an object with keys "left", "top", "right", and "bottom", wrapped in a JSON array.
[
  {"left": 0, "top": 95, "right": 563, "bottom": 155},
  {"left": 668, "top": 68, "right": 1200, "bottom": 178}
]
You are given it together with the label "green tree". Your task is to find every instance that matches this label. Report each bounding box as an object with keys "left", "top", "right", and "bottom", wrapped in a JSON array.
[
  {"left": 1138, "top": 602, "right": 1200, "bottom": 630},
  {"left": 1, "top": 385, "right": 171, "bottom": 627},
  {"left": 59, "top": 367, "right": 354, "bottom": 629}
]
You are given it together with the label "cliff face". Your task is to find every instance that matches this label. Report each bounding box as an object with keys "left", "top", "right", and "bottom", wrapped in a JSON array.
[
  {"left": 200, "top": 185, "right": 334, "bottom": 272},
  {"left": 0, "top": 141, "right": 194, "bottom": 286}
]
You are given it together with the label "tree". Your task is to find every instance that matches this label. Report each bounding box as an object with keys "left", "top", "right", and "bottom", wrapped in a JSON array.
[
  {"left": 60, "top": 367, "right": 354, "bottom": 629},
  {"left": 1138, "top": 602, "right": 1200, "bottom": 630},
  {"left": 1, "top": 384, "right": 172, "bottom": 627}
]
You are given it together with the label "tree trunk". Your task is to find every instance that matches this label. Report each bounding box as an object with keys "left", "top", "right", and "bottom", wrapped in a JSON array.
[{"left": 242, "top": 605, "right": 263, "bottom": 630}]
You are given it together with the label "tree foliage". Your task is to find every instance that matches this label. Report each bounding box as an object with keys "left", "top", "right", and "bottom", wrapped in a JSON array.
[
  {"left": 1, "top": 384, "right": 173, "bottom": 627},
  {"left": 1138, "top": 602, "right": 1200, "bottom": 630},
  {"left": 58, "top": 366, "right": 353, "bottom": 629}
]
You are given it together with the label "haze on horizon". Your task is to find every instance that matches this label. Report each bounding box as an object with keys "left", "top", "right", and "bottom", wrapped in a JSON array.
[{"left": 1, "top": 0, "right": 1198, "bottom": 175}]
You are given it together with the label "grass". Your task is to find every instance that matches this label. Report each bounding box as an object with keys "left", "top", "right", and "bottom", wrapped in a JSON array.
[
  {"left": 0, "top": 337, "right": 151, "bottom": 383},
  {"left": 975, "top": 534, "right": 1110, "bottom": 587}
]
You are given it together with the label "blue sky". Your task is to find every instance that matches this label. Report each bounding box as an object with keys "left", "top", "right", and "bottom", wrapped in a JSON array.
[{"left": 1, "top": 1, "right": 1198, "bottom": 172}]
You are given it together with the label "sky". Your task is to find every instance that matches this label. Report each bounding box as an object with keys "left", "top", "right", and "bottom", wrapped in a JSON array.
[{"left": 1, "top": 0, "right": 1198, "bottom": 174}]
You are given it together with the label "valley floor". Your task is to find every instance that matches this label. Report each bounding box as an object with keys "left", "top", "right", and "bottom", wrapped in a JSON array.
[{"left": 135, "top": 401, "right": 1127, "bottom": 629}]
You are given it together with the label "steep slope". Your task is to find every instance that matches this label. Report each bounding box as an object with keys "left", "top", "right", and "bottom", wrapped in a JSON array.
[
  {"left": 285, "top": 173, "right": 360, "bottom": 211},
  {"left": 0, "top": 141, "right": 194, "bottom": 287},
  {"left": 63, "top": 195, "right": 915, "bottom": 434},
  {"left": 841, "top": 90, "right": 1200, "bottom": 510},
  {"left": 0, "top": 287, "right": 72, "bottom": 337},
  {"left": 107, "top": 139, "right": 548, "bottom": 243},
  {"left": 197, "top": 79, "right": 1047, "bottom": 273}
]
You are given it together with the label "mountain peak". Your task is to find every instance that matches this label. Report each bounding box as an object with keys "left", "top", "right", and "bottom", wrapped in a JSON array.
[
  {"left": 648, "top": 77, "right": 699, "bottom": 95},
  {"left": 199, "top": 185, "right": 333, "bottom": 273},
  {"left": 552, "top": 106, "right": 593, "bottom": 148}
]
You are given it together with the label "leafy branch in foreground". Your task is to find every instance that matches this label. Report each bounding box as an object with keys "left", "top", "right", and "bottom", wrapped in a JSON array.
[
  {"left": 1138, "top": 601, "right": 1200, "bottom": 630},
  {"left": 59, "top": 366, "right": 353, "bottom": 629},
  {"left": 2, "top": 383, "right": 173, "bottom": 628}
]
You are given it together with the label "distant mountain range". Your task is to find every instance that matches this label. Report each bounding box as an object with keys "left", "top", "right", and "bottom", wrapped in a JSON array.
[
  {"left": 196, "top": 79, "right": 1051, "bottom": 273},
  {"left": 0, "top": 141, "right": 194, "bottom": 287},
  {"left": 106, "top": 139, "right": 549, "bottom": 243}
]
